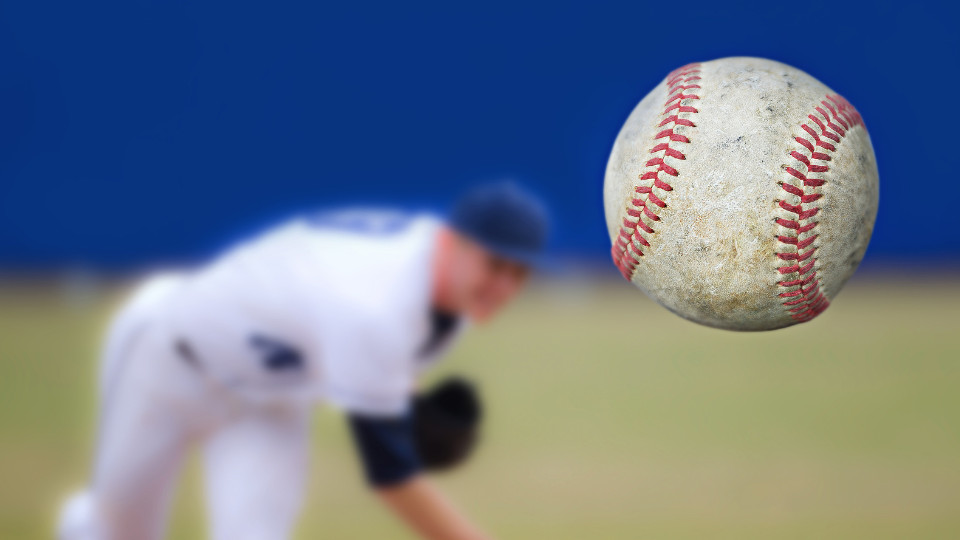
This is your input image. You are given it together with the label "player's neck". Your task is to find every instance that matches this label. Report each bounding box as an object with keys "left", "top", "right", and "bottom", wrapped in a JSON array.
[{"left": 430, "top": 226, "right": 460, "bottom": 314}]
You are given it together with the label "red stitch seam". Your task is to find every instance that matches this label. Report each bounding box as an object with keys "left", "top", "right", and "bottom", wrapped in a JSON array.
[
  {"left": 776, "top": 94, "right": 863, "bottom": 322},
  {"left": 612, "top": 63, "right": 701, "bottom": 279}
]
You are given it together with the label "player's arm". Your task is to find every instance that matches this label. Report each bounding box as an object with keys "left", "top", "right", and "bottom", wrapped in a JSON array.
[
  {"left": 377, "top": 476, "right": 491, "bottom": 540},
  {"left": 348, "top": 414, "right": 493, "bottom": 540}
]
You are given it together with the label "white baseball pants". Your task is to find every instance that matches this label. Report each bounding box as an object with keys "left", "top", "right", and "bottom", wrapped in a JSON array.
[{"left": 57, "top": 275, "right": 314, "bottom": 540}]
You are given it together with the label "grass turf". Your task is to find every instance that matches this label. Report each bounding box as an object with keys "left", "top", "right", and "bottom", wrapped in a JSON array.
[{"left": 1, "top": 274, "right": 958, "bottom": 539}]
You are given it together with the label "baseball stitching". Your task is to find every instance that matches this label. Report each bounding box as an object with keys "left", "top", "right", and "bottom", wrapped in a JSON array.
[
  {"left": 612, "top": 63, "right": 702, "bottom": 280},
  {"left": 775, "top": 94, "right": 864, "bottom": 322}
]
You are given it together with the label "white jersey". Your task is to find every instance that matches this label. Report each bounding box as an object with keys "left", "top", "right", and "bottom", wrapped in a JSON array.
[{"left": 160, "top": 210, "right": 464, "bottom": 416}]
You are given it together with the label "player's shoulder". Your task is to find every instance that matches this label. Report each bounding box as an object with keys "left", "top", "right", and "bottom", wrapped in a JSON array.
[
  {"left": 205, "top": 207, "right": 440, "bottom": 318},
  {"left": 291, "top": 207, "right": 440, "bottom": 305},
  {"left": 301, "top": 208, "right": 441, "bottom": 246},
  {"left": 293, "top": 208, "right": 440, "bottom": 266},
  {"left": 233, "top": 208, "right": 439, "bottom": 262},
  {"left": 303, "top": 207, "right": 427, "bottom": 235}
]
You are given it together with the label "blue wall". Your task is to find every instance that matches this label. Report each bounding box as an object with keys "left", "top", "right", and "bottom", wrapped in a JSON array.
[{"left": 0, "top": 0, "right": 956, "bottom": 267}]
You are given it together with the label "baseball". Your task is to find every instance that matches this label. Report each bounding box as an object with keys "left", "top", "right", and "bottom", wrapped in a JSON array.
[{"left": 604, "top": 57, "right": 879, "bottom": 331}]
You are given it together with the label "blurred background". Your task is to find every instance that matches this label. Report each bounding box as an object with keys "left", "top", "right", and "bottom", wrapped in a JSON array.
[{"left": 1, "top": 0, "right": 958, "bottom": 538}]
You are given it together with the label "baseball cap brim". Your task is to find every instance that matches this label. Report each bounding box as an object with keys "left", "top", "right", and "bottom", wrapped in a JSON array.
[{"left": 475, "top": 239, "right": 548, "bottom": 269}]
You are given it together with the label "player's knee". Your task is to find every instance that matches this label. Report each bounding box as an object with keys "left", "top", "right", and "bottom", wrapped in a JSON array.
[
  {"left": 57, "top": 491, "right": 105, "bottom": 540},
  {"left": 212, "top": 523, "right": 294, "bottom": 540},
  {"left": 210, "top": 504, "right": 301, "bottom": 540}
]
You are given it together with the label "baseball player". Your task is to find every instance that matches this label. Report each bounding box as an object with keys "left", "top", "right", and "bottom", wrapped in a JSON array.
[{"left": 57, "top": 182, "right": 548, "bottom": 540}]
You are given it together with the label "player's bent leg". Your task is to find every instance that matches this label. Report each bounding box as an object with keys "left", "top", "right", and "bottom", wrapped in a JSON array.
[
  {"left": 203, "top": 405, "right": 313, "bottom": 540},
  {"left": 92, "top": 395, "right": 190, "bottom": 540},
  {"left": 93, "top": 336, "right": 198, "bottom": 538},
  {"left": 57, "top": 491, "right": 103, "bottom": 540},
  {"left": 69, "top": 274, "right": 204, "bottom": 540}
]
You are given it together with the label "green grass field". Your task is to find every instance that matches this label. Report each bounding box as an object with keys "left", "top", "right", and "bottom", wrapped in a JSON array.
[{"left": 2, "top": 274, "right": 959, "bottom": 539}]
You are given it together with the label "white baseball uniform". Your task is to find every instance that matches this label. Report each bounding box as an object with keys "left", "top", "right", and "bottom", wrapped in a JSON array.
[{"left": 58, "top": 210, "right": 466, "bottom": 540}]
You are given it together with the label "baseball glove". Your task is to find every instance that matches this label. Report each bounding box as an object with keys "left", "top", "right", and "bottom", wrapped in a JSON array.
[{"left": 412, "top": 376, "right": 483, "bottom": 471}]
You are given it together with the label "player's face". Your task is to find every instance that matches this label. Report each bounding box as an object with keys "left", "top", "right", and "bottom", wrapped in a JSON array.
[{"left": 454, "top": 239, "right": 529, "bottom": 322}]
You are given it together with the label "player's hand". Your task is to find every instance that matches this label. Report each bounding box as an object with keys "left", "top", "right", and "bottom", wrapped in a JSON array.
[{"left": 376, "top": 475, "right": 494, "bottom": 540}]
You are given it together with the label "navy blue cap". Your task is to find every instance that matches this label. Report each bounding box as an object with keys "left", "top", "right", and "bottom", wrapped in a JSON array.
[{"left": 449, "top": 182, "right": 549, "bottom": 267}]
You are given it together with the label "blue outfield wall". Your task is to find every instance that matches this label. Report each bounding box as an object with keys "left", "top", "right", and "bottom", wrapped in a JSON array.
[{"left": 0, "top": 0, "right": 956, "bottom": 268}]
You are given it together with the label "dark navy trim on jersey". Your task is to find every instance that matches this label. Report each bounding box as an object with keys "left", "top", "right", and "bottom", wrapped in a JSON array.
[
  {"left": 419, "top": 308, "right": 460, "bottom": 359},
  {"left": 348, "top": 412, "right": 422, "bottom": 487}
]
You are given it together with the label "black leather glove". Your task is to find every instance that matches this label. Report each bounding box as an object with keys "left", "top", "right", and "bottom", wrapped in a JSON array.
[{"left": 412, "top": 377, "right": 482, "bottom": 471}]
